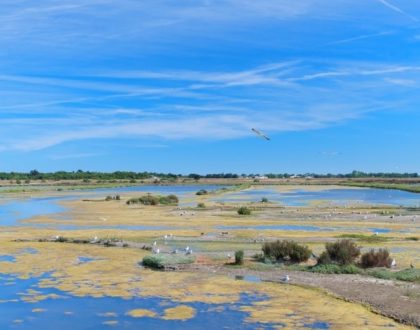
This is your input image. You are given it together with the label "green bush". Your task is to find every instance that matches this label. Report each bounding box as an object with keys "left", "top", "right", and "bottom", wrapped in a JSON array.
[
  {"left": 159, "top": 194, "right": 179, "bottom": 205},
  {"left": 196, "top": 189, "right": 208, "bottom": 195},
  {"left": 197, "top": 202, "right": 206, "bottom": 208},
  {"left": 262, "top": 240, "right": 312, "bottom": 263},
  {"left": 325, "top": 239, "right": 360, "bottom": 265},
  {"left": 237, "top": 207, "right": 251, "bottom": 215},
  {"left": 317, "top": 251, "right": 332, "bottom": 265},
  {"left": 235, "top": 250, "right": 244, "bottom": 265},
  {"left": 142, "top": 254, "right": 195, "bottom": 270},
  {"left": 126, "top": 194, "right": 178, "bottom": 206},
  {"left": 310, "top": 264, "right": 361, "bottom": 274},
  {"left": 261, "top": 197, "right": 268, "bottom": 203},
  {"left": 360, "top": 249, "right": 392, "bottom": 268}
]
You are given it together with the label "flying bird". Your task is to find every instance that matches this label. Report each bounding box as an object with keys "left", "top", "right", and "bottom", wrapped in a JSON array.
[{"left": 251, "top": 128, "right": 270, "bottom": 141}]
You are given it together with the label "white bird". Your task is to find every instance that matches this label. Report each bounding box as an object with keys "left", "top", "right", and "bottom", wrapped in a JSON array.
[
  {"left": 227, "top": 253, "right": 231, "bottom": 259},
  {"left": 185, "top": 246, "right": 190, "bottom": 252},
  {"left": 391, "top": 259, "right": 397, "bottom": 268},
  {"left": 186, "top": 249, "right": 193, "bottom": 255},
  {"left": 164, "top": 235, "right": 168, "bottom": 240},
  {"left": 153, "top": 241, "right": 157, "bottom": 246},
  {"left": 155, "top": 248, "right": 160, "bottom": 254},
  {"left": 282, "top": 275, "right": 290, "bottom": 283}
]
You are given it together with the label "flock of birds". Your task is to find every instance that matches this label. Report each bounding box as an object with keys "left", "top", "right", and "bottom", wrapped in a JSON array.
[{"left": 151, "top": 234, "right": 193, "bottom": 255}]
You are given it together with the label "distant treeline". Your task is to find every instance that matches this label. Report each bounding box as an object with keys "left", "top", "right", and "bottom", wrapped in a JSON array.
[
  {"left": 0, "top": 170, "right": 418, "bottom": 181},
  {"left": 0, "top": 170, "right": 178, "bottom": 181}
]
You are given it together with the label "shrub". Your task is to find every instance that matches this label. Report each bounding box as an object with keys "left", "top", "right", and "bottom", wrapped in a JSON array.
[
  {"left": 105, "top": 195, "right": 113, "bottom": 201},
  {"left": 325, "top": 239, "right": 360, "bottom": 265},
  {"left": 317, "top": 251, "right": 332, "bottom": 265},
  {"left": 142, "top": 254, "right": 195, "bottom": 270},
  {"left": 262, "top": 240, "right": 312, "bottom": 263},
  {"left": 126, "top": 194, "right": 178, "bottom": 206},
  {"left": 261, "top": 197, "right": 268, "bottom": 203},
  {"left": 310, "top": 264, "right": 360, "bottom": 274},
  {"left": 237, "top": 207, "right": 251, "bottom": 215},
  {"left": 196, "top": 189, "right": 208, "bottom": 195},
  {"left": 368, "top": 268, "right": 420, "bottom": 282},
  {"left": 235, "top": 250, "right": 244, "bottom": 265},
  {"left": 197, "top": 202, "right": 206, "bottom": 208},
  {"left": 360, "top": 248, "right": 392, "bottom": 268}
]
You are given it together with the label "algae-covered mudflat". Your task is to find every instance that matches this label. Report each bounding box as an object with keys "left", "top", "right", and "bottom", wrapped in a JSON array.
[{"left": 1, "top": 182, "right": 419, "bottom": 329}]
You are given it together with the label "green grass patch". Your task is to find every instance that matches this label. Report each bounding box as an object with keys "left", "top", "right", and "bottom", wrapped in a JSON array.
[
  {"left": 337, "top": 234, "right": 389, "bottom": 243},
  {"left": 309, "top": 264, "right": 361, "bottom": 274},
  {"left": 142, "top": 254, "right": 195, "bottom": 270},
  {"left": 127, "top": 194, "right": 179, "bottom": 206},
  {"left": 367, "top": 268, "right": 420, "bottom": 282},
  {"left": 341, "top": 182, "right": 420, "bottom": 194}
]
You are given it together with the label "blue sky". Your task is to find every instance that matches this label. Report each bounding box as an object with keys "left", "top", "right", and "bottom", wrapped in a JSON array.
[{"left": 1, "top": 0, "right": 419, "bottom": 174}]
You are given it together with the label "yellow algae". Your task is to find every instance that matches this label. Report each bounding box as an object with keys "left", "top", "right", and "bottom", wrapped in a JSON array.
[
  {"left": 241, "top": 283, "right": 410, "bottom": 329},
  {"left": 162, "top": 305, "right": 196, "bottom": 321},
  {"left": 126, "top": 309, "right": 157, "bottom": 318},
  {"left": 0, "top": 189, "right": 418, "bottom": 329}
]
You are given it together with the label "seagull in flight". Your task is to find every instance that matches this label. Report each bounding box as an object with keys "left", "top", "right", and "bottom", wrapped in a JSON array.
[{"left": 251, "top": 128, "right": 270, "bottom": 141}]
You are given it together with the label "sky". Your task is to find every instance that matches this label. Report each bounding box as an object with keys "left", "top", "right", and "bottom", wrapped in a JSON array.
[{"left": 0, "top": 0, "right": 420, "bottom": 174}]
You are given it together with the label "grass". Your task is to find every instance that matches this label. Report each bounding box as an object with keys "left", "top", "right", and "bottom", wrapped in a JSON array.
[
  {"left": 142, "top": 254, "right": 195, "bottom": 270},
  {"left": 309, "top": 264, "right": 361, "bottom": 274},
  {"left": 341, "top": 181, "right": 420, "bottom": 194},
  {"left": 367, "top": 268, "right": 420, "bottom": 282},
  {"left": 337, "top": 234, "right": 390, "bottom": 243}
]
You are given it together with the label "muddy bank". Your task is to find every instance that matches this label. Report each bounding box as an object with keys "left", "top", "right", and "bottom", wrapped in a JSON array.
[{"left": 179, "top": 264, "right": 420, "bottom": 328}]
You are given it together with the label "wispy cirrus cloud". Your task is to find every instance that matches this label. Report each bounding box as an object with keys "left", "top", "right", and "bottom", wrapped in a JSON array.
[
  {"left": 1, "top": 58, "right": 419, "bottom": 152},
  {"left": 376, "top": 0, "right": 419, "bottom": 22}
]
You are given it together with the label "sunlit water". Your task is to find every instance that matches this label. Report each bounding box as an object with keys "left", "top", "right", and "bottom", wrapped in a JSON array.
[
  {"left": 213, "top": 187, "right": 420, "bottom": 207},
  {"left": 0, "top": 274, "right": 305, "bottom": 330}
]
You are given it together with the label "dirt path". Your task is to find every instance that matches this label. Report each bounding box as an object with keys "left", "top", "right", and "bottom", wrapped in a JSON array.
[{"left": 180, "top": 264, "right": 420, "bottom": 328}]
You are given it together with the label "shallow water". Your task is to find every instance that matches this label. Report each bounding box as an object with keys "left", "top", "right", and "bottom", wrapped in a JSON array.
[
  {"left": 0, "top": 274, "right": 287, "bottom": 330},
  {"left": 214, "top": 187, "right": 420, "bottom": 207},
  {"left": 217, "top": 225, "right": 395, "bottom": 234},
  {"left": 0, "top": 185, "right": 224, "bottom": 227}
]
